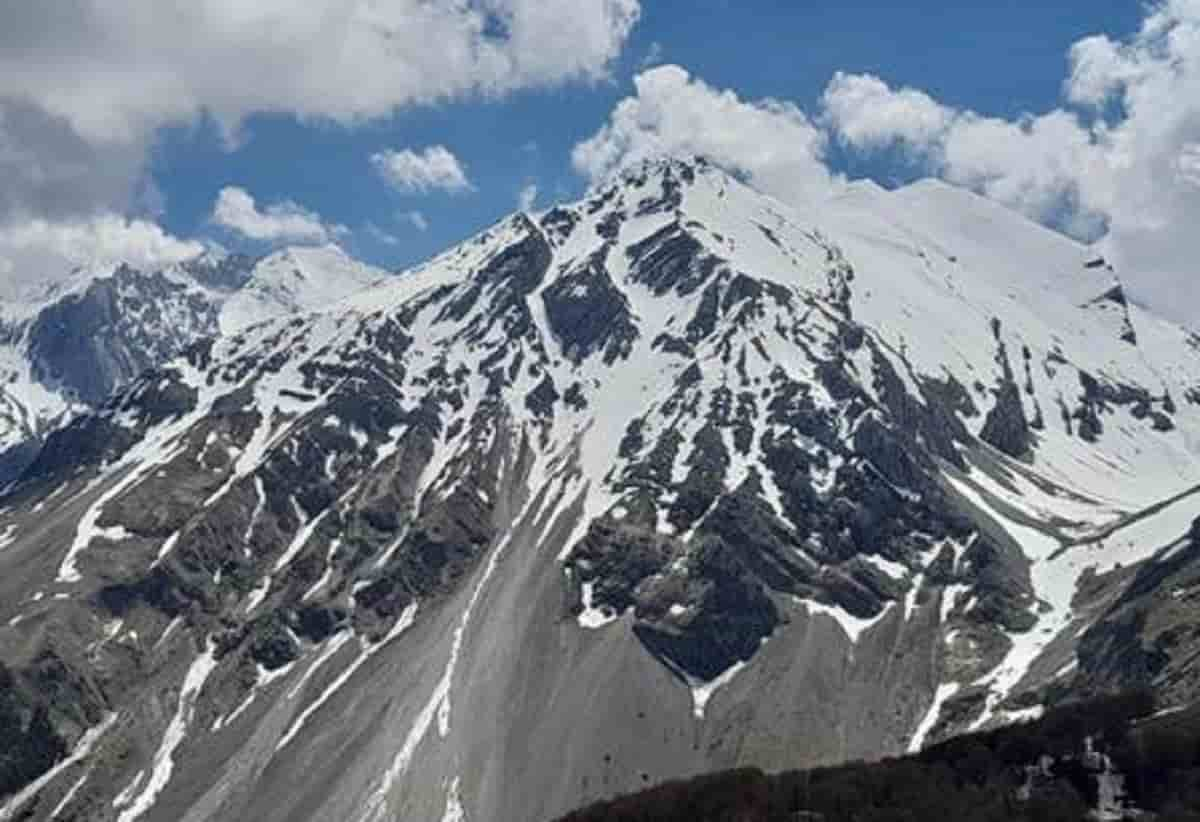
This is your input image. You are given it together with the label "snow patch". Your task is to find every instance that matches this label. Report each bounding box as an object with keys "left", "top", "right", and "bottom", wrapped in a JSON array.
[
  {"left": 908, "top": 683, "right": 960, "bottom": 753},
  {"left": 800, "top": 598, "right": 891, "bottom": 644},
  {"left": 115, "top": 640, "right": 219, "bottom": 822},
  {"left": 49, "top": 770, "right": 90, "bottom": 819},
  {"left": 276, "top": 602, "right": 418, "bottom": 753},
  {"left": 273, "top": 502, "right": 328, "bottom": 572},
  {"left": 577, "top": 580, "right": 619, "bottom": 629},
  {"left": 441, "top": 777, "right": 466, "bottom": 822},
  {"left": 687, "top": 660, "right": 747, "bottom": 720}
]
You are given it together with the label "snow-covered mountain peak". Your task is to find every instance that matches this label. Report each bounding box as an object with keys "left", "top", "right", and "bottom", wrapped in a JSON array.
[
  {"left": 4, "top": 158, "right": 1200, "bottom": 821},
  {"left": 217, "top": 244, "right": 387, "bottom": 334},
  {"left": 0, "top": 245, "right": 384, "bottom": 486}
]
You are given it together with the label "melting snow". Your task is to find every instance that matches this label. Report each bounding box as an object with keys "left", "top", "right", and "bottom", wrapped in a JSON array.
[
  {"left": 800, "top": 598, "right": 892, "bottom": 644},
  {"left": 441, "top": 777, "right": 467, "bottom": 822},
  {"left": 863, "top": 555, "right": 908, "bottom": 580},
  {"left": 49, "top": 770, "right": 90, "bottom": 819},
  {"left": 273, "top": 501, "right": 328, "bottom": 572},
  {"left": 577, "top": 580, "right": 619, "bottom": 629},
  {"left": 687, "top": 660, "right": 748, "bottom": 720},
  {"left": 152, "top": 531, "right": 180, "bottom": 567},
  {"left": 276, "top": 603, "right": 418, "bottom": 753},
  {"left": 908, "top": 683, "right": 960, "bottom": 753},
  {"left": 243, "top": 476, "right": 266, "bottom": 555},
  {"left": 302, "top": 538, "right": 342, "bottom": 602},
  {"left": 115, "top": 640, "right": 219, "bottom": 822},
  {"left": 243, "top": 577, "right": 271, "bottom": 615}
]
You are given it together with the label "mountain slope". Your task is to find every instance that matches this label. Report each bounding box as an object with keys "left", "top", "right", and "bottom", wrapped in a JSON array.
[
  {"left": 0, "top": 246, "right": 385, "bottom": 486},
  {"left": 1, "top": 158, "right": 1200, "bottom": 822}
]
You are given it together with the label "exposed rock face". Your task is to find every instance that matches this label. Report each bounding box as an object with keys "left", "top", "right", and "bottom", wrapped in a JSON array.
[
  {"left": 2, "top": 159, "right": 1200, "bottom": 822},
  {"left": 978, "top": 320, "right": 1032, "bottom": 458}
]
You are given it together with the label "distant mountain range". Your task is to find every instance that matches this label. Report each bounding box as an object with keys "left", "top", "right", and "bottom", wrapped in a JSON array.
[{"left": 0, "top": 245, "right": 384, "bottom": 485}]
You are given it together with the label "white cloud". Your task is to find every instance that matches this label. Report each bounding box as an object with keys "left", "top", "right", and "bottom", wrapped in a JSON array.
[
  {"left": 0, "top": 214, "right": 203, "bottom": 297},
  {"left": 0, "top": 0, "right": 641, "bottom": 281},
  {"left": 211, "top": 186, "right": 331, "bottom": 244},
  {"left": 0, "top": 1, "right": 640, "bottom": 147},
  {"left": 400, "top": 211, "right": 430, "bottom": 232},
  {"left": 821, "top": 72, "right": 953, "bottom": 152},
  {"left": 572, "top": 64, "right": 834, "bottom": 201},
  {"left": 372, "top": 146, "right": 473, "bottom": 194},
  {"left": 821, "top": 0, "right": 1200, "bottom": 317},
  {"left": 823, "top": 73, "right": 1107, "bottom": 232},
  {"left": 0, "top": 215, "right": 202, "bottom": 269},
  {"left": 518, "top": 183, "right": 539, "bottom": 211},
  {"left": 825, "top": 73, "right": 1104, "bottom": 229}
]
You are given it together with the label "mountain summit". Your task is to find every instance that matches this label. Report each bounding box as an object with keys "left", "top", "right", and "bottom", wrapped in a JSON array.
[{"left": 2, "top": 157, "right": 1199, "bottom": 821}]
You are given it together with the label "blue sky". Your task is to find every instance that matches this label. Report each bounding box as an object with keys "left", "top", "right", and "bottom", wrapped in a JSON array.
[
  {"left": 150, "top": 1, "right": 1147, "bottom": 271},
  {"left": 1, "top": 1, "right": 1197, "bottom": 316}
]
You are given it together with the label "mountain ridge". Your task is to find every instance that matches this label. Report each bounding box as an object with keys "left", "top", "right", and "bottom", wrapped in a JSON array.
[
  {"left": 1, "top": 156, "right": 1199, "bottom": 821},
  {"left": 0, "top": 245, "right": 387, "bottom": 487}
]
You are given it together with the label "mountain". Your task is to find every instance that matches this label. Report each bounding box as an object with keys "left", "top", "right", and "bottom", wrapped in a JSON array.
[
  {"left": 1, "top": 157, "right": 1199, "bottom": 822},
  {"left": 0, "top": 245, "right": 384, "bottom": 486},
  {"left": 217, "top": 245, "right": 386, "bottom": 336}
]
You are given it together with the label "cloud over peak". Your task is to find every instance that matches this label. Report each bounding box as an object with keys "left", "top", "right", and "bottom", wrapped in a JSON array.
[
  {"left": 211, "top": 187, "right": 333, "bottom": 245},
  {"left": 819, "top": 0, "right": 1200, "bottom": 314},
  {"left": 572, "top": 64, "right": 834, "bottom": 202}
]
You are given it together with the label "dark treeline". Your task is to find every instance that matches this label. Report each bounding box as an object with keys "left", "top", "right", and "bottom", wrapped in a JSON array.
[{"left": 557, "top": 691, "right": 1200, "bottom": 822}]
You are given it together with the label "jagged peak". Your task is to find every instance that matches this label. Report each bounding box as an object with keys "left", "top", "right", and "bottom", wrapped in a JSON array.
[{"left": 578, "top": 154, "right": 734, "bottom": 200}]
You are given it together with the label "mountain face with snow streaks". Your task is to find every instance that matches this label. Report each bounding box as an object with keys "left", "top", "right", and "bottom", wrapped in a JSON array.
[
  {"left": 2, "top": 158, "right": 1200, "bottom": 821},
  {"left": 0, "top": 245, "right": 383, "bottom": 487}
]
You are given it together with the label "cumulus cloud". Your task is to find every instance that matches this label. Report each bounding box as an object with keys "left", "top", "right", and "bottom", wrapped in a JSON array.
[
  {"left": 371, "top": 146, "right": 473, "bottom": 194},
  {"left": 0, "top": 0, "right": 640, "bottom": 283},
  {"left": 0, "top": 1, "right": 640, "bottom": 147},
  {"left": 0, "top": 215, "right": 203, "bottom": 297},
  {"left": 572, "top": 64, "right": 834, "bottom": 201},
  {"left": 821, "top": 72, "right": 953, "bottom": 153},
  {"left": 211, "top": 187, "right": 332, "bottom": 244},
  {"left": 820, "top": 0, "right": 1200, "bottom": 316},
  {"left": 0, "top": 100, "right": 154, "bottom": 225},
  {"left": 825, "top": 73, "right": 1107, "bottom": 234}
]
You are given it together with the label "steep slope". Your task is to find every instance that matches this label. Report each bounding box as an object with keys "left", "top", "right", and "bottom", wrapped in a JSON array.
[
  {"left": 0, "top": 247, "right": 384, "bottom": 486},
  {"left": 2, "top": 158, "right": 1200, "bottom": 822}
]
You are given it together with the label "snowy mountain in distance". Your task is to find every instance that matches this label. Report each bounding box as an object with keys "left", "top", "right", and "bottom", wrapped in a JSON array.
[
  {"left": 219, "top": 245, "right": 386, "bottom": 335},
  {"left": 0, "top": 246, "right": 386, "bottom": 485},
  {"left": 1, "top": 157, "right": 1200, "bottom": 822}
]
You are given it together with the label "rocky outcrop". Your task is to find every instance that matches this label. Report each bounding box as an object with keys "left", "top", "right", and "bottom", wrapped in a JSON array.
[{"left": 979, "top": 320, "right": 1032, "bottom": 458}]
